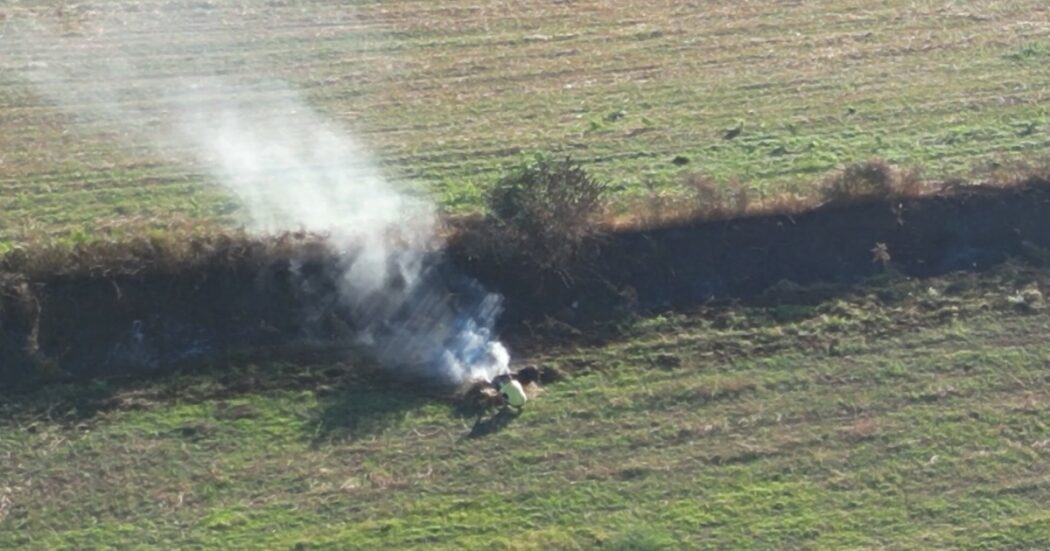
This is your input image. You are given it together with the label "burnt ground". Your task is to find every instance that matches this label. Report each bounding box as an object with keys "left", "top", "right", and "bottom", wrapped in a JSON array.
[{"left": 3, "top": 179, "right": 1050, "bottom": 387}]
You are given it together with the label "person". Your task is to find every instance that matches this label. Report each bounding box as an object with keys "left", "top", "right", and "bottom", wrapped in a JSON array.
[
  {"left": 499, "top": 378, "right": 527, "bottom": 409},
  {"left": 492, "top": 369, "right": 533, "bottom": 409}
]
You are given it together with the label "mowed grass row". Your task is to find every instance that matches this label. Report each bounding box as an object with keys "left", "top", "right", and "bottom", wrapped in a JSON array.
[
  {"left": 2, "top": 267, "right": 1049, "bottom": 549},
  {"left": 2, "top": 0, "right": 1050, "bottom": 241}
]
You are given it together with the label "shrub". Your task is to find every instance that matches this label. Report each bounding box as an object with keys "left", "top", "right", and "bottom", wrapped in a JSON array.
[
  {"left": 682, "top": 173, "right": 753, "bottom": 219},
  {"left": 683, "top": 172, "right": 722, "bottom": 212},
  {"left": 820, "top": 159, "right": 896, "bottom": 205},
  {"left": 486, "top": 155, "right": 607, "bottom": 275},
  {"left": 894, "top": 167, "right": 925, "bottom": 197}
]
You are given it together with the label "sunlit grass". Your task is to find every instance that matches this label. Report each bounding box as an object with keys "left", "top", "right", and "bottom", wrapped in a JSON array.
[{"left": 2, "top": 266, "right": 1049, "bottom": 548}]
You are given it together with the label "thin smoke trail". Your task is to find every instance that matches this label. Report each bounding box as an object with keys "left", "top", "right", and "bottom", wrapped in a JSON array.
[{"left": 0, "top": 3, "right": 510, "bottom": 384}]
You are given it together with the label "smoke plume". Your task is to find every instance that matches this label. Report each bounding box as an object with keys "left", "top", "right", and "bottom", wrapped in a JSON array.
[{"left": 1, "top": 2, "right": 510, "bottom": 385}]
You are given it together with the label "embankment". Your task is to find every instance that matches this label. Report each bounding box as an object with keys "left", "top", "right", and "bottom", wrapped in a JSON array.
[{"left": 4, "top": 179, "right": 1050, "bottom": 387}]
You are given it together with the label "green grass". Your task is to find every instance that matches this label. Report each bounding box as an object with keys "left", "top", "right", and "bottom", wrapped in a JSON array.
[
  {"left": 3, "top": 266, "right": 1049, "bottom": 549},
  {"left": 2, "top": 0, "right": 1050, "bottom": 240},
  {"left": 3, "top": 2, "right": 1050, "bottom": 548}
]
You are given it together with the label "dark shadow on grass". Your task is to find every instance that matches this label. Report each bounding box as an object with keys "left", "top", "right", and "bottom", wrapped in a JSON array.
[
  {"left": 0, "top": 346, "right": 420, "bottom": 445},
  {"left": 447, "top": 386, "right": 524, "bottom": 439},
  {"left": 0, "top": 378, "right": 123, "bottom": 427},
  {"left": 309, "top": 382, "right": 436, "bottom": 444},
  {"left": 463, "top": 407, "right": 521, "bottom": 439},
  {"left": 0, "top": 341, "right": 514, "bottom": 444}
]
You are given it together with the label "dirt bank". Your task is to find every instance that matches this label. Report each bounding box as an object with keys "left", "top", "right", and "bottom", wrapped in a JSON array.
[
  {"left": 461, "top": 178, "right": 1050, "bottom": 321},
  {"left": 4, "top": 178, "right": 1050, "bottom": 387}
]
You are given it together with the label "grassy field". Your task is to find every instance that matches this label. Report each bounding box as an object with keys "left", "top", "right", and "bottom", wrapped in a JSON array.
[
  {"left": 2, "top": 266, "right": 1050, "bottom": 549},
  {"left": 1, "top": 0, "right": 1049, "bottom": 242},
  {"left": 4, "top": 1, "right": 1050, "bottom": 549}
]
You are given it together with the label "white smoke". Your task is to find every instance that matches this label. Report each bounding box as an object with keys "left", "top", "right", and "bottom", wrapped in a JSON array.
[{"left": 0, "top": 2, "right": 510, "bottom": 385}]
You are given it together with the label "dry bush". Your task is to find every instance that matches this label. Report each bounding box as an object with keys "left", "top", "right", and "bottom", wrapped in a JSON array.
[
  {"left": 975, "top": 154, "right": 1050, "bottom": 188},
  {"left": 0, "top": 228, "right": 331, "bottom": 280},
  {"left": 616, "top": 173, "right": 754, "bottom": 230},
  {"left": 762, "top": 192, "right": 821, "bottom": 216},
  {"left": 687, "top": 174, "right": 755, "bottom": 219},
  {"left": 729, "top": 183, "right": 752, "bottom": 214},
  {"left": 638, "top": 193, "right": 689, "bottom": 227},
  {"left": 820, "top": 159, "right": 896, "bottom": 205},
  {"left": 684, "top": 173, "right": 721, "bottom": 207},
  {"left": 628, "top": 181, "right": 688, "bottom": 229},
  {"left": 894, "top": 167, "right": 926, "bottom": 197},
  {"left": 821, "top": 160, "right": 934, "bottom": 203},
  {"left": 683, "top": 172, "right": 730, "bottom": 219},
  {"left": 485, "top": 155, "right": 607, "bottom": 275}
]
